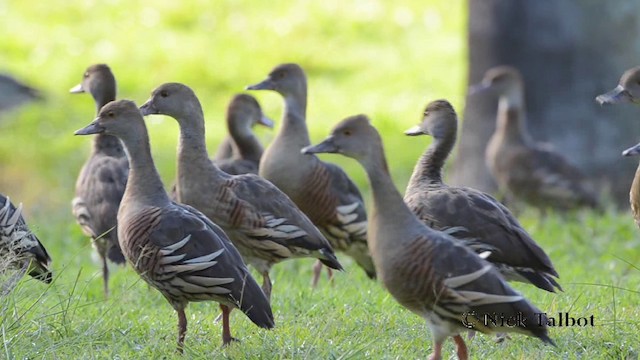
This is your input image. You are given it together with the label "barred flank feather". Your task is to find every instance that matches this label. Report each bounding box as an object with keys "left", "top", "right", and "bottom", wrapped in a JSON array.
[{"left": 0, "top": 194, "right": 52, "bottom": 284}]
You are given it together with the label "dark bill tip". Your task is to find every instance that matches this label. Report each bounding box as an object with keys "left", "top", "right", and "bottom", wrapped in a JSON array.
[
  {"left": 301, "top": 137, "right": 338, "bottom": 155},
  {"left": 246, "top": 78, "right": 275, "bottom": 91},
  {"left": 74, "top": 121, "right": 105, "bottom": 136}
]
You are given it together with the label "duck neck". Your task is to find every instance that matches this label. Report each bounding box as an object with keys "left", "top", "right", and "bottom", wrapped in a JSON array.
[
  {"left": 277, "top": 89, "right": 311, "bottom": 149},
  {"left": 176, "top": 105, "right": 223, "bottom": 177},
  {"left": 496, "top": 90, "right": 532, "bottom": 146},
  {"left": 120, "top": 123, "right": 170, "bottom": 208},
  {"left": 229, "top": 120, "right": 263, "bottom": 163},
  {"left": 408, "top": 134, "right": 454, "bottom": 188},
  {"left": 361, "top": 147, "right": 420, "bottom": 240},
  {"left": 92, "top": 89, "right": 122, "bottom": 155}
]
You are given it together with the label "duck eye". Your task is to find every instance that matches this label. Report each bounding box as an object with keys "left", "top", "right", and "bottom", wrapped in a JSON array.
[
  {"left": 160, "top": 90, "right": 169, "bottom": 98},
  {"left": 344, "top": 130, "right": 352, "bottom": 136},
  {"left": 107, "top": 111, "right": 114, "bottom": 117},
  {"left": 277, "top": 71, "right": 286, "bottom": 79},
  {"left": 83, "top": 72, "right": 89, "bottom": 78}
]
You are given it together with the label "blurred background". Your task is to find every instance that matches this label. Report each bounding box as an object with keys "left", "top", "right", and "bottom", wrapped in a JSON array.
[
  {"left": 2, "top": 0, "right": 640, "bottom": 227},
  {"left": 0, "top": 0, "right": 465, "bottom": 224}
]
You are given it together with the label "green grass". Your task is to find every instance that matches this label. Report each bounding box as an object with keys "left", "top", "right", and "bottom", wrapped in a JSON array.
[{"left": 1, "top": 0, "right": 639, "bottom": 359}]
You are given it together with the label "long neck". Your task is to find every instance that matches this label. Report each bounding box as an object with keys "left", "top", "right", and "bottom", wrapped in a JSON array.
[
  {"left": 92, "top": 88, "right": 122, "bottom": 154},
  {"left": 277, "top": 88, "right": 311, "bottom": 149},
  {"left": 121, "top": 124, "right": 170, "bottom": 208},
  {"left": 362, "top": 148, "right": 420, "bottom": 239},
  {"left": 496, "top": 89, "right": 532, "bottom": 146},
  {"left": 176, "top": 104, "right": 224, "bottom": 177},
  {"left": 229, "top": 121, "right": 263, "bottom": 163},
  {"left": 408, "top": 134, "right": 454, "bottom": 187}
]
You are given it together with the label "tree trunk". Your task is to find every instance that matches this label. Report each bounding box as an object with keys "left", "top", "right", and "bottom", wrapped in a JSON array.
[{"left": 450, "top": 0, "right": 640, "bottom": 207}]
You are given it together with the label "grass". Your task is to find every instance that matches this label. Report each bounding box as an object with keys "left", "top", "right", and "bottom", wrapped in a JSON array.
[{"left": 1, "top": 0, "right": 639, "bottom": 359}]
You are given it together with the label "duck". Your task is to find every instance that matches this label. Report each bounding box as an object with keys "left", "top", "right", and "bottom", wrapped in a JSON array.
[
  {"left": 74, "top": 99, "right": 274, "bottom": 351},
  {"left": 215, "top": 94, "right": 274, "bottom": 175},
  {"left": 213, "top": 94, "right": 274, "bottom": 168},
  {"left": 404, "top": 99, "right": 560, "bottom": 292},
  {"left": 70, "top": 64, "right": 127, "bottom": 298},
  {"left": 246, "top": 63, "right": 375, "bottom": 285},
  {"left": 0, "top": 194, "right": 52, "bottom": 290},
  {"left": 139, "top": 83, "right": 342, "bottom": 300},
  {"left": 598, "top": 69, "right": 640, "bottom": 226},
  {"left": 472, "top": 65, "right": 600, "bottom": 212},
  {"left": 302, "top": 114, "right": 554, "bottom": 360},
  {"left": 596, "top": 66, "right": 640, "bottom": 105},
  {"left": 0, "top": 73, "right": 42, "bottom": 114},
  {"left": 622, "top": 143, "right": 640, "bottom": 227}
]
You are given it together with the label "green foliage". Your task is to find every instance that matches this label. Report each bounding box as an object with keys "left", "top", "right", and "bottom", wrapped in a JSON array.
[{"left": 2, "top": 1, "right": 638, "bottom": 359}]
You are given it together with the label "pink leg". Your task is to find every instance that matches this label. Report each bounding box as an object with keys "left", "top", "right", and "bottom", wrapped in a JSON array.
[
  {"left": 428, "top": 341, "right": 443, "bottom": 360},
  {"left": 176, "top": 308, "right": 187, "bottom": 353},
  {"left": 453, "top": 335, "right": 469, "bottom": 360},
  {"left": 311, "top": 260, "right": 323, "bottom": 287},
  {"left": 261, "top": 271, "right": 272, "bottom": 301},
  {"left": 220, "top": 304, "right": 238, "bottom": 346}
]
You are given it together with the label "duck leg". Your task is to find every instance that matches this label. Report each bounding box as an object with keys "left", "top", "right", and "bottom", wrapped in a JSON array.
[
  {"left": 94, "top": 238, "right": 110, "bottom": 298},
  {"left": 176, "top": 308, "right": 187, "bottom": 353},
  {"left": 311, "top": 261, "right": 335, "bottom": 287},
  {"left": 427, "top": 341, "right": 443, "bottom": 360},
  {"left": 311, "top": 260, "right": 323, "bottom": 287},
  {"left": 261, "top": 271, "right": 272, "bottom": 301},
  {"left": 220, "top": 304, "right": 238, "bottom": 345},
  {"left": 452, "top": 335, "right": 469, "bottom": 360}
]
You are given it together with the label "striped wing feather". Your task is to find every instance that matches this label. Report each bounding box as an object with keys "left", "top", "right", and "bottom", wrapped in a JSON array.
[
  {"left": 389, "top": 232, "right": 549, "bottom": 339},
  {"left": 121, "top": 203, "right": 273, "bottom": 328}
]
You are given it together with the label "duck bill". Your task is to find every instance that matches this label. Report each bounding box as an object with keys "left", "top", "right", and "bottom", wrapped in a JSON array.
[
  {"left": 622, "top": 142, "right": 640, "bottom": 157},
  {"left": 258, "top": 115, "right": 275, "bottom": 128},
  {"left": 69, "top": 83, "right": 85, "bottom": 94},
  {"left": 596, "top": 85, "right": 632, "bottom": 105},
  {"left": 404, "top": 125, "right": 427, "bottom": 136},
  {"left": 301, "top": 137, "right": 339, "bottom": 154},
  {"left": 139, "top": 99, "right": 157, "bottom": 115},
  {"left": 468, "top": 82, "right": 490, "bottom": 96},
  {"left": 246, "top": 78, "right": 275, "bottom": 91},
  {"left": 75, "top": 119, "right": 105, "bottom": 135}
]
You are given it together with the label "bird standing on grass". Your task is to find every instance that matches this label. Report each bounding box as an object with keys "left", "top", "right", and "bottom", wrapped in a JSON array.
[
  {"left": 471, "top": 66, "right": 600, "bottom": 212},
  {"left": 404, "top": 99, "right": 561, "bottom": 292},
  {"left": 139, "top": 82, "right": 342, "bottom": 300},
  {"left": 247, "top": 63, "right": 375, "bottom": 285},
  {"left": 597, "top": 66, "right": 640, "bottom": 226},
  {"left": 302, "top": 114, "right": 554, "bottom": 360},
  {"left": 70, "top": 64, "right": 127, "bottom": 298},
  {"left": 75, "top": 100, "right": 274, "bottom": 351}
]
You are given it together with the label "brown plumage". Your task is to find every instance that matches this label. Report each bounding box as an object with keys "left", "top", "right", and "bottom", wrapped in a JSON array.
[
  {"left": 140, "top": 83, "right": 341, "bottom": 300},
  {"left": 404, "top": 99, "right": 560, "bottom": 292},
  {"left": 247, "top": 63, "right": 375, "bottom": 284},
  {"left": 472, "top": 66, "right": 599, "bottom": 212},
  {"left": 597, "top": 67, "right": 640, "bottom": 225},
  {"left": 622, "top": 143, "right": 640, "bottom": 227},
  {"left": 70, "top": 64, "right": 127, "bottom": 298},
  {"left": 596, "top": 66, "right": 640, "bottom": 105},
  {"left": 0, "top": 194, "right": 52, "bottom": 289},
  {"left": 75, "top": 100, "right": 273, "bottom": 351},
  {"left": 303, "top": 114, "right": 554, "bottom": 360},
  {"left": 214, "top": 94, "right": 273, "bottom": 174}
]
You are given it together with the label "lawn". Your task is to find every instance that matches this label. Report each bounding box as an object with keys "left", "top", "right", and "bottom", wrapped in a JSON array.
[{"left": 1, "top": 0, "right": 640, "bottom": 359}]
